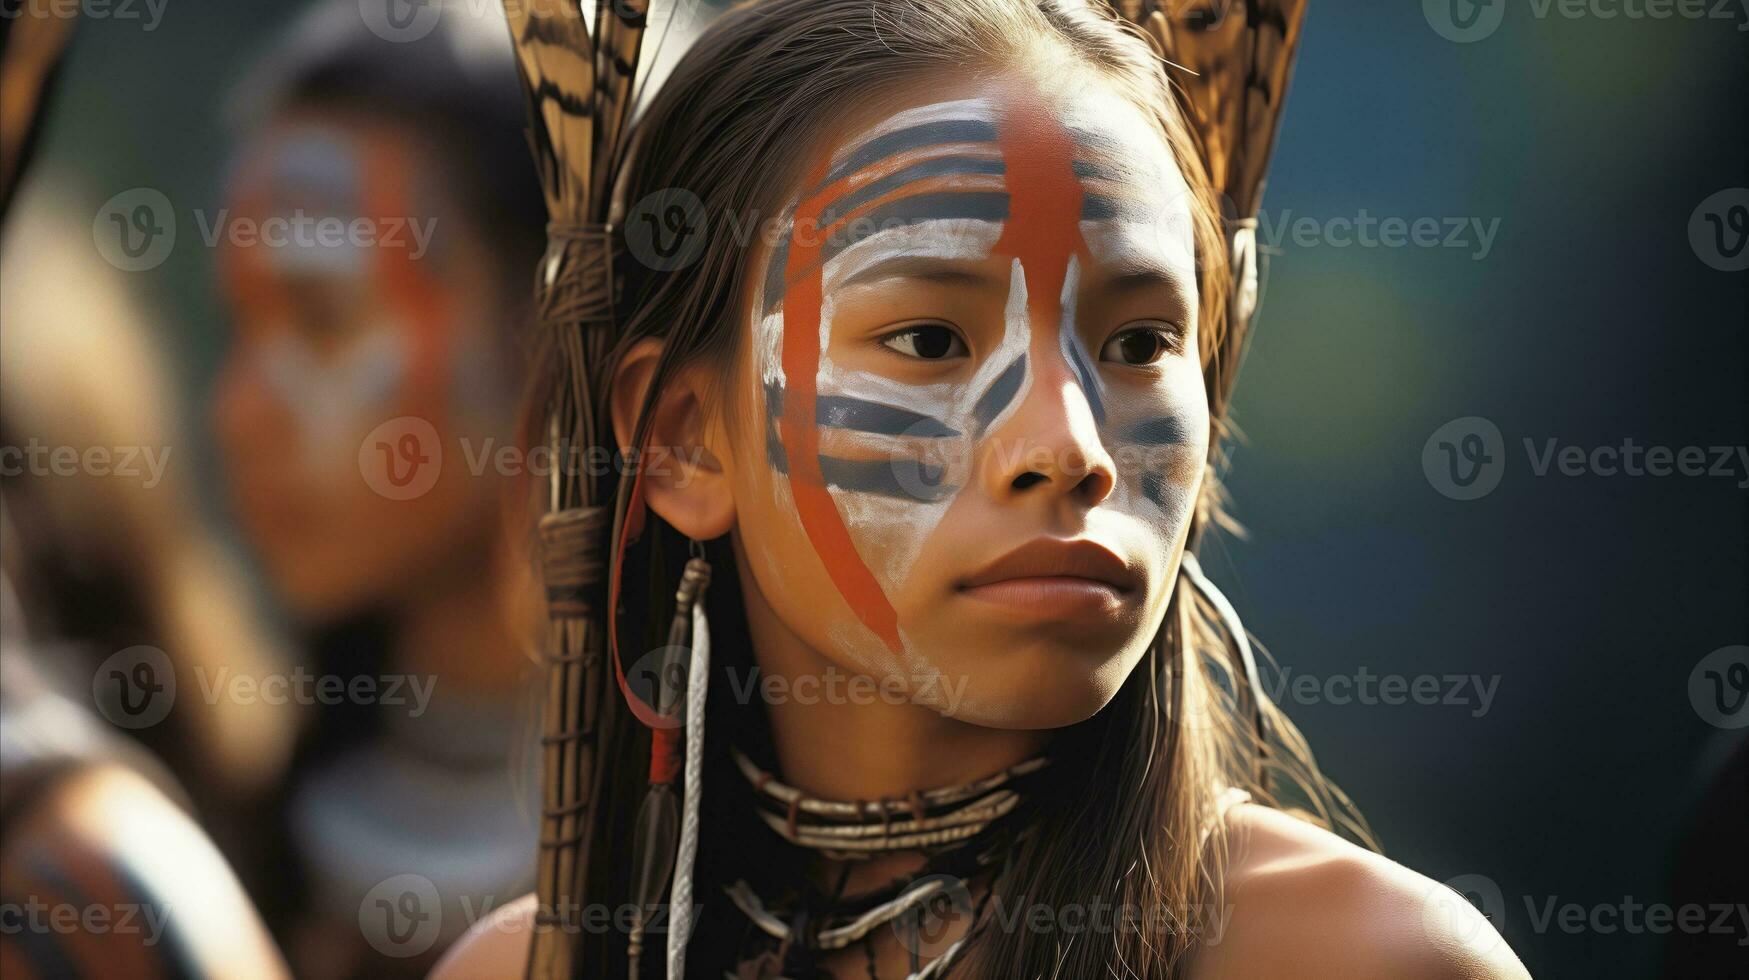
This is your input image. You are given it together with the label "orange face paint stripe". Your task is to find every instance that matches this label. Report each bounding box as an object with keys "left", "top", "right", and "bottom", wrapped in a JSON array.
[
  {"left": 362, "top": 138, "right": 449, "bottom": 398},
  {"left": 993, "top": 102, "right": 1089, "bottom": 399},
  {"left": 779, "top": 159, "right": 906, "bottom": 656}
]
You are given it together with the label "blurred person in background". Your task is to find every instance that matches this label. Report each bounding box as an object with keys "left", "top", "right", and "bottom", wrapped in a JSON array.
[
  {"left": 1, "top": 186, "right": 297, "bottom": 834},
  {"left": 208, "top": 1, "right": 548, "bottom": 975},
  {"left": 1, "top": 11, "right": 288, "bottom": 978}
]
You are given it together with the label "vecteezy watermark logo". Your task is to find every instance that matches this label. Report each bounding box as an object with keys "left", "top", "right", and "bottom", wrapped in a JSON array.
[
  {"left": 0, "top": 439, "right": 173, "bottom": 488},
  {"left": 359, "top": 416, "right": 443, "bottom": 500},
  {"left": 625, "top": 645, "right": 692, "bottom": 730},
  {"left": 1427, "top": 873, "right": 1749, "bottom": 947},
  {"left": 1255, "top": 208, "right": 1503, "bottom": 260},
  {"left": 90, "top": 646, "right": 176, "bottom": 729},
  {"left": 93, "top": 188, "right": 175, "bottom": 272},
  {"left": 1423, "top": 873, "right": 1508, "bottom": 957},
  {"left": 1689, "top": 188, "right": 1749, "bottom": 272},
  {"left": 0, "top": 897, "right": 172, "bottom": 944},
  {"left": 624, "top": 188, "right": 709, "bottom": 272},
  {"left": 359, "top": 874, "right": 443, "bottom": 958},
  {"left": 1689, "top": 645, "right": 1749, "bottom": 729},
  {"left": 1264, "top": 667, "right": 1502, "bottom": 718},
  {"left": 1424, "top": 0, "right": 1506, "bottom": 42},
  {"left": 1, "top": 0, "right": 170, "bottom": 32},
  {"left": 892, "top": 874, "right": 975, "bottom": 962},
  {"left": 1423, "top": 416, "right": 1506, "bottom": 501},
  {"left": 359, "top": 0, "right": 443, "bottom": 42},
  {"left": 1428, "top": 0, "right": 1749, "bottom": 40},
  {"left": 192, "top": 666, "right": 436, "bottom": 717},
  {"left": 1424, "top": 420, "right": 1749, "bottom": 499}
]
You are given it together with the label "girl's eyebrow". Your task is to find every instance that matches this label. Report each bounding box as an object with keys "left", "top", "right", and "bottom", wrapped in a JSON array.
[
  {"left": 836, "top": 254, "right": 1007, "bottom": 291},
  {"left": 1102, "top": 263, "right": 1194, "bottom": 295}
]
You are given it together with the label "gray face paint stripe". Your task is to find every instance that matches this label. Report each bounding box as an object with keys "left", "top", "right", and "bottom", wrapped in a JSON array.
[
  {"left": 765, "top": 191, "right": 1011, "bottom": 314},
  {"left": 1067, "top": 125, "right": 1128, "bottom": 157},
  {"left": 1140, "top": 470, "right": 1167, "bottom": 507},
  {"left": 1063, "top": 336, "right": 1106, "bottom": 425},
  {"left": 818, "top": 456, "right": 955, "bottom": 501},
  {"left": 766, "top": 380, "right": 959, "bottom": 438},
  {"left": 971, "top": 353, "right": 1027, "bottom": 435},
  {"left": 763, "top": 381, "right": 789, "bottom": 471},
  {"left": 816, "top": 156, "right": 1005, "bottom": 234},
  {"left": 816, "top": 119, "right": 1000, "bottom": 191},
  {"left": 766, "top": 424, "right": 789, "bottom": 472},
  {"left": 819, "top": 191, "right": 1010, "bottom": 270},
  {"left": 1072, "top": 159, "right": 1122, "bottom": 182},
  {"left": 763, "top": 235, "right": 790, "bottom": 315},
  {"left": 1081, "top": 193, "right": 1158, "bottom": 222},
  {"left": 818, "top": 395, "right": 960, "bottom": 438},
  {"left": 1121, "top": 417, "right": 1190, "bottom": 445}
]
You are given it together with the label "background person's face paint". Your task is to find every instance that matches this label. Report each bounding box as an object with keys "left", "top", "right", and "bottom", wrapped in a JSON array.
[
  {"left": 212, "top": 119, "right": 512, "bottom": 620},
  {"left": 220, "top": 124, "right": 452, "bottom": 478},
  {"left": 739, "top": 74, "right": 1209, "bottom": 724}
]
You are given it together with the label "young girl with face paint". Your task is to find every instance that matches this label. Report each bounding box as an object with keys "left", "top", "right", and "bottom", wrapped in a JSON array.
[{"left": 442, "top": 1, "right": 1530, "bottom": 977}]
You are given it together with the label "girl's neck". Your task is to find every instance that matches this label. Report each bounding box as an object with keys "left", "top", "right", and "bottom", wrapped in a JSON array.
[{"left": 735, "top": 549, "right": 1049, "bottom": 896}]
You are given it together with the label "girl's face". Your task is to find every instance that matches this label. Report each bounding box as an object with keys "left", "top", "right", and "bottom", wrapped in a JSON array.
[{"left": 726, "top": 70, "right": 1209, "bottom": 728}]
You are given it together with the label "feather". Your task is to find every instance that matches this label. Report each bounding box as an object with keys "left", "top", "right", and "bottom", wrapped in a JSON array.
[
  {"left": 498, "top": 2, "right": 699, "bottom": 976},
  {"left": 1116, "top": 0, "right": 1308, "bottom": 417},
  {"left": 1124, "top": 0, "right": 1308, "bottom": 217}
]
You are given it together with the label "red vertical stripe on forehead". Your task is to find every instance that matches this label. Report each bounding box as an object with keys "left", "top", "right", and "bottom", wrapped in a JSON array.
[
  {"left": 779, "top": 161, "right": 905, "bottom": 655},
  {"left": 992, "top": 101, "right": 1087, "bottom": 373},
  {"left": 363, "top": 137, "right": 448, "bottom": 395}
]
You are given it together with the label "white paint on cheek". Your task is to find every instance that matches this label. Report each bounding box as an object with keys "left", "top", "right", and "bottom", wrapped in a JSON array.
[
  {"left": 259, "top": 326, "right": 408, "bottom": 477},
  {"left": 957, "top": 257, "right": 1033, "bottom": 435},
  {"left": 1056, "top": 254, "right": 1092, "bottom": 375}
]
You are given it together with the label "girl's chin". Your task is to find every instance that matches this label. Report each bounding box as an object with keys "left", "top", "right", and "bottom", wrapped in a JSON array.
[{"left": 915, "top": 646, "right": 1141, "bottom": 730}]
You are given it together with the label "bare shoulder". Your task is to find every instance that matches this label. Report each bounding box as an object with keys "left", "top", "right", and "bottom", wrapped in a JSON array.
[
  {"left": 430, "top": 891, "right": 537, "bottom": 980},
  {"left": 1184, "top": 803, "right": 1530, "bottom": 980},
  {"left": 2, "top": 764, "right": 290, "bottom": 979}
]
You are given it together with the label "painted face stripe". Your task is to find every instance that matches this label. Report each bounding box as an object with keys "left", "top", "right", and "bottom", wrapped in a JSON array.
[
  {"left": 766, "top": 380, "right": 959, "bottom": 438},
  {"left": 818, "top": 456, "right": 955, "bottom": 501},
  {"left": 1140, "top": 470, "right": 1168, "bottom": 507},
  {"left": 992, "top": 102, "right": 1091, "bottom": 419},
  {"left": 778, "top": 160, "right": 906, "bottom": 655},
  {"left": 763, "top": 380, "right": 790, "bottom": 470},
  {"left": 1122, "top": 416, "right": 1189, "bottom": 445},
  {"left": 971, "top": 354, "right": 1028, "bottom": 435},
  {"left": 1072, "top": 159, "right": 1121, "bottom": 182},
  {"left": 820, "top": 191, "right": 1009, "bottom": 266},
  {"left": 1081, "top": 193, "right": 1158, "bottom": 222},
  {"left": 816, "top": 118, "right": 999, "bottom": 190},
  {"left": 816, "top": 155, "right": 1005, "bottom": 233},
  {"left": 765, "top": 190, "right": 1010, "bottom": 314},
  {"left": 763, "top": 232, "right": 791, "bottom": 313},
  {"left": 818, "top": 394, "right": 960, "bottom": 437},
  {"left": 1063, "top": 331, "right": 1107, "bottom": 424}
]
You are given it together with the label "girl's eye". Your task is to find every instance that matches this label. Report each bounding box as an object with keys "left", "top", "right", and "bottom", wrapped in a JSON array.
[
  {"left": 880, "top": 323, "right": 968, "bottom": 360},
  {"left": 1100, "top": 324, "right": 1183, "bottom": 366}
]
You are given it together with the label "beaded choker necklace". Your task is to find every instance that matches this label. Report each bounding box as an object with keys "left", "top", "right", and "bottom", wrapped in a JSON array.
[
  {"left": 731, "top": 749, "right": 1048, "bottom": 860},
  {"left": 726, "top": 750, "right": 1049, "bottom": 978}
]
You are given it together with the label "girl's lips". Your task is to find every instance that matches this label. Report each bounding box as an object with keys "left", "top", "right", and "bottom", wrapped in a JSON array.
[{"left": 957, "top": 575, "right": 1129, "bottom": 618}]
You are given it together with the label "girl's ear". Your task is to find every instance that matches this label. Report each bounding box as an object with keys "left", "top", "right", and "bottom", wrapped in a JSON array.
[{"left": 609, "top": 337, "right": 735, "bottom": 541}]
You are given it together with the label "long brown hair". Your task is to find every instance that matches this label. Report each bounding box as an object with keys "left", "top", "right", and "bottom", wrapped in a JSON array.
[{"left": 527, "top": 0, "right": 1364, "bottom": 975}]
